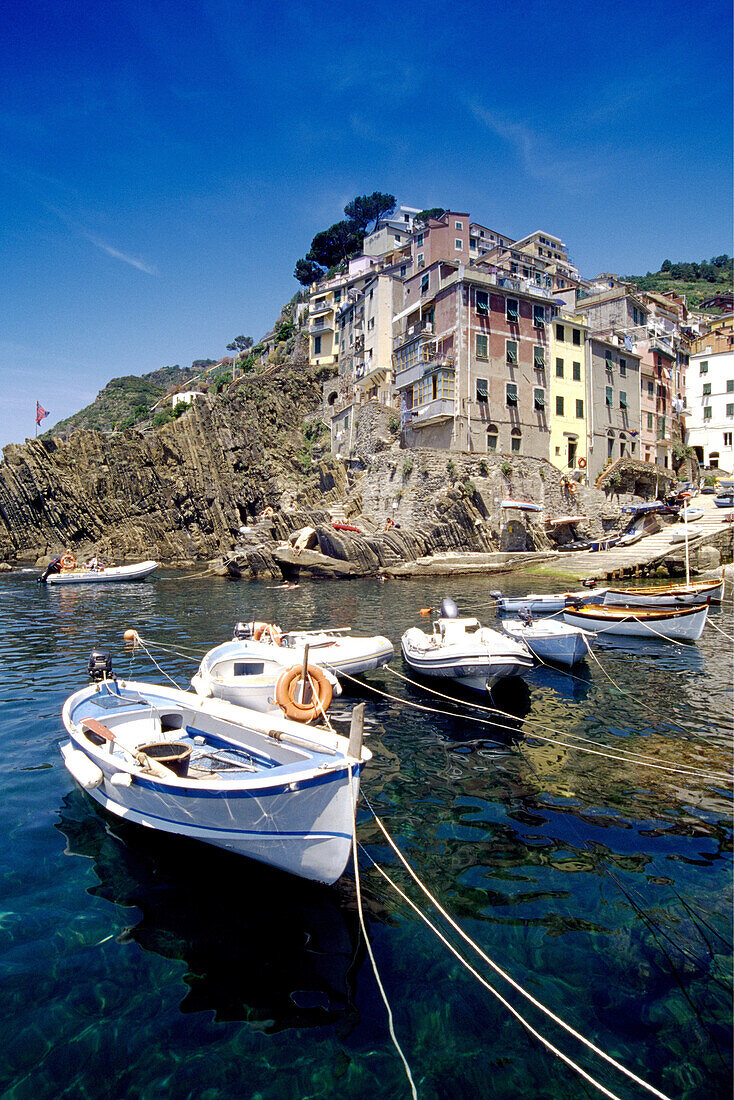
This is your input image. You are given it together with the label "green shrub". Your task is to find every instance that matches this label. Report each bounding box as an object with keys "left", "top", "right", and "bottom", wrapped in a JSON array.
[
  {"left": 501, "top": 460, "right": 512, "bottom": 477},
  {"left": 446, "top": 459, "right": 456, "bottom": 482},
  {"left": 478, "top": 459, "right": 489, "bottom": 477},
  {"left": 464, "top": 479, "right": 477, "bottom": 496},
  {"left": 388, "top": 416, "right": 400, "bottom": 433},
  {"left": 152, "top": 408, "right": 174, "bottom": 428},
  {"left": 402, "top": 456, "right": 414, "bottom": 477}
]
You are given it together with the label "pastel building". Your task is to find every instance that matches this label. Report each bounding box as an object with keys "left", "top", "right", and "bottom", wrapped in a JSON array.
[
  {"left": 308, "top": 257, "right": 376, "bottom": 368},
  {"left": 685, "top": 317, "right": 734, "bottom": 469},
  {"left": 548, "top": 313, "right": 589, "bottom": 473},
  {"left": 587, "top": 336, "right": 642, "bottom": 481}
]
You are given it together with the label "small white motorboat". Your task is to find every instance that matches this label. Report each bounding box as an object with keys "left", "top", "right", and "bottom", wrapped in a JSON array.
[
  {"left": 562, "top": 602, "right": 709, "bottom": 642},
  {"left": 678, "top": 507, "right": 704, "bottom": 523},
  {"left": 60, "top": 653, "right": 370, "bottom": 884},
  {"left": 490, "top": 587, "right": 608, "bottom": 615},
  {"left": 603, "top": 577, "right": 724, "bottom": 607},
  {"left": 40, "top": 557, "right": 158, "bottom": 584},
  {"left": 401, "top": 598, "right": 533, "bottom": 692},
  {"left": 501, "top": 613, "right": 592, "bottom": 667}
]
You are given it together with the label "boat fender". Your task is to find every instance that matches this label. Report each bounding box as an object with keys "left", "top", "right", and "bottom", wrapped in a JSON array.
[
  {"left": 110, "top": 771, "right": 133, "bottom": 788},
  {"left": 66, "top": 749, "right": 104, "bottom": 790},
  {"left": 276, "top": 664, "right": 333, "bottom": 723}
]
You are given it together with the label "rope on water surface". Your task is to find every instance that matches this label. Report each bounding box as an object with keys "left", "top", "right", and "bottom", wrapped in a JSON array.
[
  {"left": 359, "top": 800, "right": 674, "bottom": 1100},
  {"left": 369, "top": 668, "right": 731, "bottom": 784},
  {"left": 349, "top": 771, "right": 418, "bottom": 1099},
  {"left": 705, "top": 617, "right": 734, "bottom": 644}
]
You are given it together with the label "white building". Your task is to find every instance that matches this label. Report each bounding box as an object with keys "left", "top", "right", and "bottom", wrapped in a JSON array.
[
  {"left": 685, "top": 318, "right": 734, "bottom": 470},
  {"left": 172, "top": 390, "right": 203, "bottom": 407}
]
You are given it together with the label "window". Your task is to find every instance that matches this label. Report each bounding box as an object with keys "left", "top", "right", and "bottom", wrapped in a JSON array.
[
  {"left": 556, "top": 324, "right": 565, "bottom": 341},
  {"left": 658, "top": 416, "right": 666, "bottom": 438},
  {"left": 476, "top": 378, "right": 488, "bottom": 402},
  {"left": 533, "top": 305, "right": 545, "bottom": 328},
  {"left": 334, "top": 291, "right": 341, "bottom": 304},
  {"left": 476, "top": 290, "right": 489, "bottom": 315},
  {"left": 400, "top": 265, "right": 407, "bottom": 277},
  {"left": 476, "top": 334, "right": 488, "bottom": 359},
  {"left": 394, "top": 234, "right": 401, "bottom": 243},
  {"left": 633, "top": 306, "right": 645, "bottom": 326},
  {"left": 727, "top": 404, "right": 734, "bottom": 417},
  {"left": 556, "top": 358, "right": 564, "bottom": 378},
  {"left": 572, "top": 328, "right": 581, "bottom": 346},
  {"left": 455, "top": 239, "right": 463, "bottom": 250},
  {"left": 605, "top": 351, "right": 613, "bottom": 370},
  {"left": 343, "top": 416, "right": 349, "bottom": 430},
  {"left": 647, "top": 380, "right": 654, "bottom": 395},
  {"left": 619, "top": 358, "right": 627, "bottom": 376},
  {"left": 555, "top": 395, "right": 564, "bottom": 416},
  {"left": 605, "top": 386, "right": 612, "bottom": 406},
  {"left": 314, "top": 335, "right": 322, "bottom": 355},
  {"left": 470, "top": 237, "right": 478, "bottom": 249},
  {"left": 487, "top": 425, "right": 498, "bottom": 451},
  {"left": 700, "top": 361, "right": 708, "bottom": 374},
  {"left": 506, "top": 340, "right": 518, "bottom": 364},
  {"left": 572, "top": 361, "right": 581, "bottom": 381},
  {"left": 511, "top": 430, "right": 521, "bottom": 453},
  {"left": 416, "top": 232, "right": 424, "bottom": 246},
  {"left": 455, "top": 221, "right": 463, "bottom": 230},
  {"left": 368, "top": 317, "right": 374, "bottom": 330},
  {"left": 506, "top": 383, "right": 518, "bottom": 406},
  {"left": 647, "top": 412, "right": 654, "bottom": 429},
  {"left": 576, "top": 399, "right": 584, "bottom": 418},
  {"left": 703, "top": 407, "right": 712, "bottom": 420},
  {"left": 619, "top": 391, "right": 628, "bottom": 408},
  {"left": 417, "top": 252, "right": 424, "bottom": 267},
  {"left": 702, "top": 382, "right": 711, "bottom": 396},
  {"left": 421, "top": 274, "right": 429, "bottom": 294},
  {"left": 506, "top": 298, "right": 519, "bottom": 323},
  {"left": 534, "top": 345, "right": 545, "bottom": 369},
  {"left": 724, "top": 432, "right": 733, "bottom": 447},
  {"left": 727, "top": 380, "right": 734, "bottom": 392},
  {"left": 534, "top": 388, "right": 545, "bottom": 410}
]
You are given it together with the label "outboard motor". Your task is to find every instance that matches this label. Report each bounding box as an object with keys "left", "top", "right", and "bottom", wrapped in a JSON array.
[
  {"left": 519, "top": 607, "right": 534, "bottom": 626},
  {"left": 88, "top": 650, "right": 114, "bottom": 682},
  {"left": 440, "top": 597, "right": 459, "bottom": 619},
  {"left": 233, "top": 621, "right": 253, "bottom": 640},
  {"left": 489, "top": 590, "right": 502, "bottom": 601},
  {"left": 38, "top": 558, "right": 62, "bottom": 583}
]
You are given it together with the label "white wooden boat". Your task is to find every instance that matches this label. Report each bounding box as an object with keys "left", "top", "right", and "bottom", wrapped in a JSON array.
[
  {"left": 401, "top": 599, "right": 533, "bottom": 692},
  {"left": 491, "top": 587, "right": 608, "bottom": 614},
  {"left": 562, "top": 602, "right": 709, "bottom": 641},
  {"left": 501, "top": 617, "right": 592, "bottom": 667},
  {"left": 60, "top": 670, "right": 370, "bottom": 884},
  {"left": 603, "top": 577, "right": 724, "bottom": 607},
  {"left": 41, "top": 559, "right": 158, "bottom": 584},
  {"left": 191, "top": 632, "right": 341, "bottom": 715},
  {"left": 678, "top": 507, "right": 703, "bottom": 522}
]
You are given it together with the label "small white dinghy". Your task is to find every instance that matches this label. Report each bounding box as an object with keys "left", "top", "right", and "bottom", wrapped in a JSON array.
[
  {"left": 490, "top": 587, "right": 608, "bottom": 615},
  {"left": 401, "top": 598, "right": 533, "bottom": 693},
  {"left": 193, "top": 621, "right": 392, "bottom": 711},
  {"left": 501, "top": 611, "right": 592, "bottom": 667},
  {"left": 562, "top": 602, "right": 709, "bottom": 642},
  {"left": 40, "top": 557, "right": 158, "bottom": 584},
  {"left": 60, "top": 652, "right": 371, "bottom": 884},
  {"left": 191, "top": 628, "right": 341, "bottom": 716}
]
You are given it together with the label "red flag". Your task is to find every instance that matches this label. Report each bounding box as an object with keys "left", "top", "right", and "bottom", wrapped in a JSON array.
[{"left": 36, "top": 402, "right": 49, "bottom": 425}]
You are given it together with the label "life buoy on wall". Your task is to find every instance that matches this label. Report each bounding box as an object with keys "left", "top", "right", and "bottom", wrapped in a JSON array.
[
  {"left": 567, "top": 482, "right": 578, "bottom": 494},
  {"left": 577, "top": 458, "right": 587, "bottom": 469},
  {"left": 276, "top": 664, "right": 332, "bottom": 723},
  {"left": 60, "top": 553, "right": 76, "bottom": 570}
]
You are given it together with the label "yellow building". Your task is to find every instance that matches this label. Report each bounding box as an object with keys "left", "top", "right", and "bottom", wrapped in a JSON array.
[
  {"left": 548, "top": 312, "right": 589, "bottom": 474},
  {"left": 308, "top": 280, "right": 343, "bottom": 367}
]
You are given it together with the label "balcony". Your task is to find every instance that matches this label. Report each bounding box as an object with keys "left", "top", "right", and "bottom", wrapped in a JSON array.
[
  {"left": 395, "top": 352, "right": 454, "bottom": 391},
  {"left": 393, "top": 318, "right": 436, "bottom": 351},
  {"left": 309, "top": 300, "right": 333, "bottom": 317},
  {"left": 309, "top": 320, "right": 333, "bottom": 336},
  {"left": 404, "top": 397, "right": 455, "bottom": 427}
]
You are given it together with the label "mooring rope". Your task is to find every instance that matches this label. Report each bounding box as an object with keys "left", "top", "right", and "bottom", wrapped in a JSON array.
[
  {"left": 706, "top": 617, "right": 734, "bottom": 644},
  {"left": 350, "top": 773, "right": 418, "bottom": 1099},
  {"left": 360, "top": 798, "right": 673, "bottom": 1100}
]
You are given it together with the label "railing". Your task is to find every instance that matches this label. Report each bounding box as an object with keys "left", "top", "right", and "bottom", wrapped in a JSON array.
[{"left": 404, "top": 397, "right": 455, "bottom": 425}]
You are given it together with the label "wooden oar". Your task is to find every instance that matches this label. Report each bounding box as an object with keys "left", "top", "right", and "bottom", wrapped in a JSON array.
[{"left": 79, "top": 717, "right": 177, "bottom": 780}]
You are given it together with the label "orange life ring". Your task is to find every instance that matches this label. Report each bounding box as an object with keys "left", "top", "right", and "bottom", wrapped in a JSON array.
[
  {"left": 567, "top": 483, "right": 578, "bottom": 494},
  {"left": 275, "top": 664, "right": 333, "bottom": 723},
  {"left": 577, "top": 458, "right": 587, "bottom": 469},
  {"left": 60, "top": 553, "right": 76, "bottom": 570},
  {"left": 252, "top": 621, "right": 282, "bottom": 645},
  {"left": 260, "top": 506, "right": 274, "bottom": 517}
]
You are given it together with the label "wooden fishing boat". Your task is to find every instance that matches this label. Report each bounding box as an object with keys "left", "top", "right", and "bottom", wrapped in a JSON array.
[
  {"left": 603, "top": 577, "right": 724, "bottom": 607},
  {"left": 60, "top": 660, "right": 370, "bottom": 884},
  {"left": 562, "top": 602, "right": 709, "bottom": 641}
]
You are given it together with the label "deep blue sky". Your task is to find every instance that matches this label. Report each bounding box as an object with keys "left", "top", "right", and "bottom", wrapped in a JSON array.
[{"left": 1, "top": 0, "right": 731, "bottom": 448}]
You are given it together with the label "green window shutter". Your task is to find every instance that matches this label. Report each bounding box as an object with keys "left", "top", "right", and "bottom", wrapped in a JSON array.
[
  {"left": 506, "top": 298, "right": 519, "bottom": 322},
  {"left": 703, "top": 383, "right": 711, "bottom": 395},
  {"left": 572, "top": 361, "right": 581, "bottom": 381},
  {"left": 619, "top": 391, "right": 628, "bottom": 408},
  {"left": 726, "top": 403, "right": 734, "bottom": 416},
  {"left": 476, "top": 378, "right": 488, "bottom": 401},
  {"left": 555, "top": 358, "right": 564, "bottom": 377},
  {"left": 576, "top": 399, "right": 584, "bottom": 418},
  {"left": 506, "top": 341, "right": 517, "bottom": 364},
  {"left": 605, "top": 386, "right": 612, "bottom": 405},
  {"left": 506, "top": 383, "right": 518, "bottom": 406},
  {"left": 555, "top": 395, "right": 564, "bottom": 416},
  {"left": 534, "top": 346, "right": 545, "bottom": 368},
  {"left": 534, "top": 388, "right": 545, "bottom": 409},
  {"left": 476, "top": 334, "right": 488, "bottom": 359}
]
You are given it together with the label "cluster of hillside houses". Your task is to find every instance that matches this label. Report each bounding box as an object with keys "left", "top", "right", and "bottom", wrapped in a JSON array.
[{"left": 303, "top": 205, "right": 733, "bottom": 482}]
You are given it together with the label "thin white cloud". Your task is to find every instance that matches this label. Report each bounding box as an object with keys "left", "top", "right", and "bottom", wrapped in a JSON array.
[{"left": 82, "top": 232, "right": 158, "bottom": 275}]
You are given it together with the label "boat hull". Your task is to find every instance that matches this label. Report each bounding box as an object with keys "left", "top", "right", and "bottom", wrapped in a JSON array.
[
  {"left": 603, "top": 579, "right": 723, "bottom": 607},
  {"left": 493, "top": 589, "right": 608, "bottom": 615},
  {"left": 562, "top": 604, "right": 708, "bottom": 641},
  {"left": 46, "top": 561, "right": 158, "bottom": 584},
  {"left": 501, "top": 621, "right": 590, "bottom": 667},
  {"left": 401, "top": 626, "right": 533, "bottom": 692}
]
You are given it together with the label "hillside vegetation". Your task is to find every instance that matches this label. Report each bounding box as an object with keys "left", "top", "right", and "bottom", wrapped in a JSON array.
[
  {"left": 624, "top": 255, "right": 732, "bottom": 308},
  {"left": 47, "top": 361, "right": 214, "bottom": 437}
]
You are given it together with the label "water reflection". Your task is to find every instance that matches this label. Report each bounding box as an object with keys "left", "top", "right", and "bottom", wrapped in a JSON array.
[{"left": 56, "top": 793, "right": 367, "bottom": 1032}]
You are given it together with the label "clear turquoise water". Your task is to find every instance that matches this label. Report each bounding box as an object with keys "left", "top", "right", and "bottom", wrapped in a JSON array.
[{"left": 0, "top": 569, "right": 731, "bottom": 1099}]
